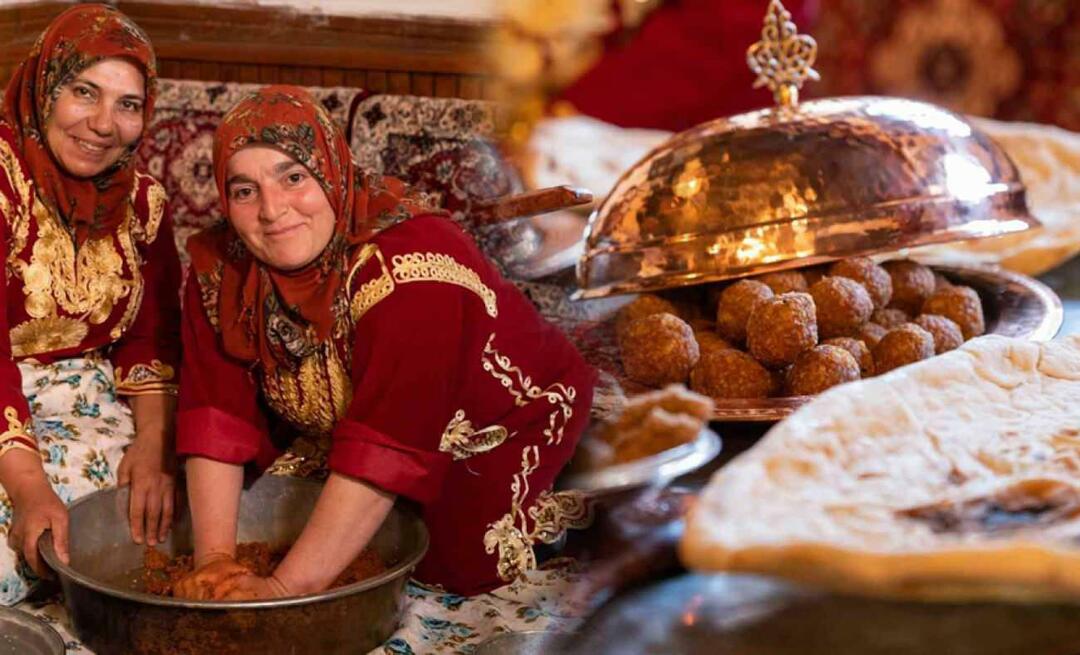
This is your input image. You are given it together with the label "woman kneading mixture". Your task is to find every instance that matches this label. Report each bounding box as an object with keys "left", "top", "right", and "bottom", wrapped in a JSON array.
[
  {"left": 0, "top": 5, "right": 181, "bottom": 605},
  {"left": 175, "top": 86, "right": 596, "bottom": 600}
]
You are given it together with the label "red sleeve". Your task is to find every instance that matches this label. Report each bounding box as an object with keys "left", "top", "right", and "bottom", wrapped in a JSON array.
[
  {"left": 329, "top": 271, "right": 490, "bottom": 504},
  {"left": 110, "top": 206, "right": 182, "bottom": 396},
  {"left": 0, "top": 158, "right": 36, "bottom": 460},
  {"left": 175, "top": 272, "right": 272, "bottom": 467}
]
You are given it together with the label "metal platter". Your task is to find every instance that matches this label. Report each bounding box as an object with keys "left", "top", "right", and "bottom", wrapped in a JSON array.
[
  {"left": 565, "top": 573, "right": 1080, "bottom": 655},
  {"left": 472, "top": 630, "right": 576, "bottom": 655},
  {"left": 501, "top": 210, "right": 588, "bottom": 280},
  {"left": 558, "top": 427, "right": 722, "bottom": 498},
  {"left": 605, "top": 262, "right": 1063, "bottom": 423},
  {"left": 0, "top": 607, "right": 65, "bottom": 655}
]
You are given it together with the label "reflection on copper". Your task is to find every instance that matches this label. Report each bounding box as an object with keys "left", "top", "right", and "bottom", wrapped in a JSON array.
[{"left": 575, "top": 97, "right": 1038, "bottom": 300}]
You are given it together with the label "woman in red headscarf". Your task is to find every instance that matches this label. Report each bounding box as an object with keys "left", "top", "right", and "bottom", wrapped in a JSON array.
[
  {"left": 0, "top": 5, "right": 181, "bottom": 605},
  {"left": 174, "top": 85, "right": 595, "bottom": 599}
]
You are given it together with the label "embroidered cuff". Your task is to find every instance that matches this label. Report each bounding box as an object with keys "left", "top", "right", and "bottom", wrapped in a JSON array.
[
  {"left": 115, "top": 360, "right": 178, "bottom": 396},
  {"left": 330, "top": 419, "right": 451, "bottom": 503},
  {"left": 0, "top": 406, "right": 37, "bottom": 461}
]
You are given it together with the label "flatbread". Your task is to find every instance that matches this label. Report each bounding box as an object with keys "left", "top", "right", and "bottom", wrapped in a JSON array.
[{"left": 681, "top": 334, "right": 1080, "bottom": 602}]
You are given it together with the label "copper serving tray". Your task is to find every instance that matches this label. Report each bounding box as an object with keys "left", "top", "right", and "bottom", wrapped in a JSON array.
[{"left": 608, "top": 262, "right": 1063, "bottom": 423}]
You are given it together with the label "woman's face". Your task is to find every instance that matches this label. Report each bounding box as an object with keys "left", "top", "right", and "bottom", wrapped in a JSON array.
[
  {"left": 44, "top": 58, "right": 145, "bottom": 178},
  {"left": 225, "top": 146, "right": 337, "bottom": 271}
]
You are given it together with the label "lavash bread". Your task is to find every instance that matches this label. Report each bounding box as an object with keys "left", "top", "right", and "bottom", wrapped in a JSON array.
[{"left": 681, "top": 334, "right": 1080, "bottom": 602}]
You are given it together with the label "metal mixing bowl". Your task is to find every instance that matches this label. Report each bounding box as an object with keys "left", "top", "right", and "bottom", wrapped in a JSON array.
[{"left": 39, "top": 475, "right": 428, "bottom": 655}]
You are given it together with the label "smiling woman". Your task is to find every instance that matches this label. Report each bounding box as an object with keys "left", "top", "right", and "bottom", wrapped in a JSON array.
[{"left": 0, "top": 5, "right": 182, "bottom": 606}]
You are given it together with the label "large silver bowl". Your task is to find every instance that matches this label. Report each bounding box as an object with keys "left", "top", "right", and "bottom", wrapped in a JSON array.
[{"left": 40, "top": 475, "right": 428, "bottom": 655}]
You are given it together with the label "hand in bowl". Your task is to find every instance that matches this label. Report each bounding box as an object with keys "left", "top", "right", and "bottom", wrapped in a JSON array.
[
  {"left": 173, "top": 554, "right": 250, "bottom": 600},
  {"left": 212, "top": 572, "right": 291, "bottom": 601},
  {"left": 7, "top": 475, "right": 68, "bottom": 576}
]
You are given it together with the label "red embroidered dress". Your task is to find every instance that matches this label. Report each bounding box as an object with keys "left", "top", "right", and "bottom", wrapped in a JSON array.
[
  {"left": 176, "top": 86, "right": 595, "bottom": 595},
  {"left": 0, "top": 5, "right": 180, "bottom": 462}
]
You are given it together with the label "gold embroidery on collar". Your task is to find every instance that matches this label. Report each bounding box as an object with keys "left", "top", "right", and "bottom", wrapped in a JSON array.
[
  {"left": 390, "top": 251, "right": 498, "bottom": 318},
  {"left": 484, "top": 446, "right": 593, "bottom": 583},
  {"left": 261, "top": 343, "right": 352, "bottom": 436},
  {"left": 0, "top": 406, "right": 36, "bottom": 460},
  {"left": 115, "top": 359, "right": 177, "bottom": 395},
  {"left": 197, "top": 264, "right": 223, "bottom": 331},
  {"left": 110, "top": 201, "right": 145, "bottom": 341},
  {"left": 439, "top": 409, "right": 510, "bottom": 460},
  {"left": 20, "top": 199, "right": 129, "bottom": 321},
  {"left": 349, "top": 244, "right": 395, "bottom": 322},
  {"left": 481, "top": 333, "right": 577, "bottom": 446},
  {"left": 0, "top": 138, "right": 32, "bottom": 262}
]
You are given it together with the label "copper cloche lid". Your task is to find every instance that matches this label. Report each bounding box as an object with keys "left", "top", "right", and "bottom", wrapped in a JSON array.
[{"left": 574, "top": 0, "right": 1039, "bottom": 299}]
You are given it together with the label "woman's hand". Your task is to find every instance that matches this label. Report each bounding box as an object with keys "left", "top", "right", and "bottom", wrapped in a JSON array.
[
  {"left": 7, "top": 477, "right": 68, "bottom": 576},
  {"left": 117, "top": 431, "right": 176, "bottom": 547},
  {"left": 213, "top": 573, "right": 291, "bottom": 601},
  {"left": 173, "top": 554, "right": 249, "bottom": 600},
  {"left": 120, "top": 393, "right": 178, "bottom": 547}
]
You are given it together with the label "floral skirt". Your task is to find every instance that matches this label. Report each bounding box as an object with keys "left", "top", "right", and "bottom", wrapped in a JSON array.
[{"left": 0, "top": 356, "right": 134, "bottom": 606}]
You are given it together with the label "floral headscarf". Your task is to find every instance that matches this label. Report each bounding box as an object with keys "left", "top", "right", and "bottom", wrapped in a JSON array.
[
  {"left": 189, "top": 85, "right": 429, "bottom": 371},
  {"left": 2, "top": 4, "right": 156, "bottom": 244}
]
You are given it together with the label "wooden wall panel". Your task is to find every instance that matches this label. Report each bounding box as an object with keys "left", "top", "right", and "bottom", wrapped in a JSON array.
[{"left": 0, "top": 1, "right": 497, "bottom": 100}]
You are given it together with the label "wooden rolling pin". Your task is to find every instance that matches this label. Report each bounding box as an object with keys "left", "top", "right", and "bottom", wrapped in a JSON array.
[{"left": 470, "top": 185, "right": 593, "bottom": 226}]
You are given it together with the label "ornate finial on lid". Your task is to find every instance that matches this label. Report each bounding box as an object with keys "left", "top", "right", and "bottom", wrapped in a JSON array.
[{"left": 746, "top": 0, "right": 819, "bottom": 108}]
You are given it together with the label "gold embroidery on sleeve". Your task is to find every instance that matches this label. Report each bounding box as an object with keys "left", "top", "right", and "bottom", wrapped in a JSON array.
[
  {"left": 0, "top": 406, "right": 37, "bottom": 460},
  {"left": 390, "top": 252, "right": 498, "bottom": 318},
  {"left": 483, "top": 446, "right": 593, "bottom": 583},
  {"left": 439, "top": 409, "right": 510, "bottom": 460},
  {"left": 114, "top": 359, "right": 177, "bottom": 395},
  {"left": 132, "top": 173, "right": 166, "bottom": 244},
  {"left": 349, "top": 244, "right": 395, "bottom": 322},
  {"left": 480, "top": 333, "right": 577, "bottom": 446}
]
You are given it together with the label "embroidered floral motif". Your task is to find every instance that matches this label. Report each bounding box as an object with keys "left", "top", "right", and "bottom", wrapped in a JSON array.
[
  {"left": 484, "top": 446, "right": 541, "bottom": 583},
  {"left": 196, "top": 263, "right": 223, "bottom": 330},
  {"left": 261, "top": 343, "right": 352, "bottom": 436},
  {"left": 266, "top": 434, "right": 331, "bottom": 480},
  {"left": 131, "top": 172, "right": 166, "bottom": 244},
  {"left": 9, "top": 316, "right": 89, "bottom": 358},
  {"left": 114, "top": 359, "right": 177, "bottom": 395},
  {"left": 439, "top": 409, "right": 510, "bottom": 460},
  {"left": 0, "top": 137, "right": 33, "bottom": 260},
  {"left": 483, "top": 446, "right": 589, "bottom": 584},
  {"left": 390, "top": 252, "right": 498, "bottom": 318},
  {"left": 480, "top": 333, "right": 576, "bottom": 446},
  {"left": 0, "top": 406, "right": 36, "bottom": 459}
]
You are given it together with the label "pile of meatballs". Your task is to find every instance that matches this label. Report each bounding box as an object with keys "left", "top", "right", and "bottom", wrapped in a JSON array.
[{"left": 616, "top": 257, "right": 986, "bottom": 399}]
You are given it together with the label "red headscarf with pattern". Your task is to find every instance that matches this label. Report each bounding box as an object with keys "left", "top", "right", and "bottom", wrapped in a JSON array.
[
  {"left": 190, "top": 85, "right": 428, "bottom": 371},
  {"left": 2, "top": 4, "right": 156, "bottom": 244}
]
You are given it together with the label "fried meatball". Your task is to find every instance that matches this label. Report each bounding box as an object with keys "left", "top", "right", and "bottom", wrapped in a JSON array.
[
  {"left": 615, "top": 295, "right": 680, "bottom": 342},
  {"left": 933, "top": 272, "right": 954, "bottom": 292},
  {"left": 873, "top": 323, "right": 935, "bottom": 374},
  {"left": 871, "top": 307, "right": 910, "bottom": 329},
  {"left": 882, "top": 259, "right": 935, "bottom": 314},
  {"left": 823, "top": 337, "right": 875, "bottom": 377},
  {"left": 786, "top": 345, "right": 861, "bottom": 396},
  {"left": 857, "top": 322, "right": 888, "bottom": 349},
  {"left": 809, "top": 276, "right": 873, "bottom": 339},
  {"left": 829, "top": 257, "right": 893, "bottom": 309},
  {"left": 620, "top": 313, "right": 700, "bottom": 386},
  {"left": 921, "top": 285, "right": 985, "bottom": 340},
  {"left": 755, "top": 269, "right": 809, "bottom": 295},
  {"left": 802, "top": 265, "right": 828, "bottom": 287},
  {"left": 690, "top": 348, "right": 775, "bottom": 399},
  {"left": 746, "top": 292, "right": 818, "bottom": 368},
  {"left": 914, "top": 314, "right": 964, "bottom": 354},
  {"left": 694, "top": 329, "right": 734, "bottom": 355},
  {"left": 716, "top": 279, "right": 774, "bottom": 344}
]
